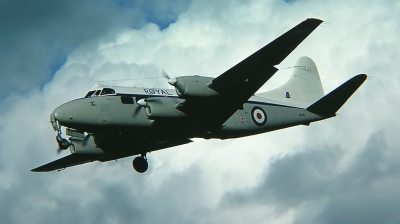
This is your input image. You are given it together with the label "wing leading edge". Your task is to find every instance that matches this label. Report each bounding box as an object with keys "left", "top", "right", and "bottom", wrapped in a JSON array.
[
  {"left": 31, "top": 154, "right": 101, "bottom": 172},
  {"left": 32, "top": 138, "right": 193, "bottom": 172},
  {"left": 207, "top": 18, "right": 323, "bottom": 124}
]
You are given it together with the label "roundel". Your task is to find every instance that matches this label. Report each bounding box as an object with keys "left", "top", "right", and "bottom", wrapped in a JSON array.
[{"left": 251, "top": 106, "right": 267, "bottom": 126}]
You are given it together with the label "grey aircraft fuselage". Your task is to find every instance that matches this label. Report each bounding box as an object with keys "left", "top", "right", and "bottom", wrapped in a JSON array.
[{"left": 53, "top": 86, "right": 324, "bottom": 153}]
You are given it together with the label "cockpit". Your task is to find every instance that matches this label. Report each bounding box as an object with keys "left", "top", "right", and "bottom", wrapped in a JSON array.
[{"left": 84, "top": 88, "right": 116, "bottom": 98}]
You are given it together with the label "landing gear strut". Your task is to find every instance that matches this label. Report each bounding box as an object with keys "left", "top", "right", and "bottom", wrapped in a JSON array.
[
  {"left": 55, "top": 126, "right": 70, "bottom": 150},
  {"left": 132, "top": 154, "right": 148, "bottom": 173}
]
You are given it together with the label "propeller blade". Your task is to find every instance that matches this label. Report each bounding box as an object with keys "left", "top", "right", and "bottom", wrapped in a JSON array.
[
  {"left": 133, "top": 104, "right": 143, "bottom": 116},
  {"left": 161, "top": 69, "right": 177, "bottom": 86},
  {"left": 57, "top": 147, "right": 64, "bottom": 154},
  {"left": 161, "top": 69, "right": 170, "bottom": 79}
]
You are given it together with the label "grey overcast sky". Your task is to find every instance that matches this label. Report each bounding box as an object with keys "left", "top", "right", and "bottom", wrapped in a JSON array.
[{"left": 1, "top": 0, "right": 400, "bottom": 223}]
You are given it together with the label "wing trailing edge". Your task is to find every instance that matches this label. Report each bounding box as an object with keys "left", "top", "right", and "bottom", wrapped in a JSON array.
[{"left": 306, "top": 74, "right": 367, "bottom": 116}]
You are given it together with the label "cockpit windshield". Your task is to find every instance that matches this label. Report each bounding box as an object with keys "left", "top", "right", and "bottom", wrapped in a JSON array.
[
  {"left": 84, "top": 88, "right": 116, "bottom": 98},
  {"left": 100, "top": 88, "right": 115, "bottom": 95},
  {"left": 84, "top": 90, "right": 95, "bottom": 98}
]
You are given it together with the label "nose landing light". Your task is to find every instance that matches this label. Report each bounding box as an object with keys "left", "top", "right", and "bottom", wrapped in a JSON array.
[{"left": 50, "top": 112, "right": 59, "bottom": 131}]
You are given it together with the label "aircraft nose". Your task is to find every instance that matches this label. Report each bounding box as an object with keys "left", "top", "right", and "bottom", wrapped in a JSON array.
[
  {"left": 52, "top": 104, "right": 71, "bottom": 125},
  {"left": 53, "top": 106, "right": 63, "bottom": 121},
  {"left": 50, "top": 110, "right": 58, "bottom": 131},
  {"left": 50, "top": 99, "right": 98, "bottom": 129}
]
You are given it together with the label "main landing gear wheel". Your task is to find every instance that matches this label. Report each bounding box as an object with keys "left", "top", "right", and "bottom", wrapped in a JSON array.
[
  {"left": 132, "top": 156, "right": 148, "bottom": 173},
  {"left": 56, "top": 135, "right": 70, "bottom": 150}
]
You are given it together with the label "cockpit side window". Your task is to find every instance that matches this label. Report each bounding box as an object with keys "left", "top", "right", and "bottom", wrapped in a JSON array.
[
  {"left": 84, "top": 90, "right": 96, "bottom": 98},
  {"left": 100, "top": 88, "right": 116, "bottom": 95}
]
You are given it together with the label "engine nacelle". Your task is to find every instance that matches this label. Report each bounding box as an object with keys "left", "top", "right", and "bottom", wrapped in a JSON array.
[
  {"left": 169, "top": 76, "right": 220, "bottom": 99},
  {"left": 69, "top": 135, "right": 105, "bottom": 154},
  {"left": 137, "top": 97, "right": 187, "bottom": 119}
]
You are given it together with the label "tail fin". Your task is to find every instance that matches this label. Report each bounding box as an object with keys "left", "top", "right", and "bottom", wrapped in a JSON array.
[
  {"left": 257, "top": 56, "right": 324, "bottom": 107},
  {"left": 307, "top": 74, "right": 367, "bottom": 116}
]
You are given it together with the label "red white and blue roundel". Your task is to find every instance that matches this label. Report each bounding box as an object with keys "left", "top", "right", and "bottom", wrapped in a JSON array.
[{"left": 251, "top": 106, "right": 267, "bottom": 126}]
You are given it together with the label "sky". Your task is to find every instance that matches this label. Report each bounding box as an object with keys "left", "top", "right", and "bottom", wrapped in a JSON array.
[{"left": 0, "top": 0, "right": 400, "bottom": 223}]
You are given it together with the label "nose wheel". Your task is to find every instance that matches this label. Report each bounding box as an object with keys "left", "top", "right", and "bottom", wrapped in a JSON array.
[
  {"left": 56, "top": 134, "right": 70, "bottom": 150},
  {"left": 132, "top": 155, "right": 148, "bottom": 173}
]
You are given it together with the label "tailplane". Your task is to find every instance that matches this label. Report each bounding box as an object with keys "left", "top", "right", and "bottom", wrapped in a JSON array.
[
  {"left": 257, "top": 56, "right": 324, "bottom": 107},
  {"left": 307, "top": 74, "right": 367, "bottom": 116}
]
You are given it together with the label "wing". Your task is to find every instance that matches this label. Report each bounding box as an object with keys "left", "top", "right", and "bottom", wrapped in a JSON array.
[
  {"left": 31, "top": 137, "right": 193, "bottom": 172},
  {"left": 31, "top": 154, "right": 102, "bottom": 172},
  {"left": 205, "top": 18, "right": 322, "bottom": 125}
]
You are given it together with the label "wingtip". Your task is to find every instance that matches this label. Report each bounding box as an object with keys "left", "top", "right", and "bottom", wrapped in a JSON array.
[
  {"left": 306, "top": 18, "right": 324, "bottom": 24},
  {"left": 307, "top": 17, "right": 323, "bottom": 21},
  {"left": 352, "top": 74, "right": 368, "bottom": 85},
  {"left": 356, "top": 73, "right": 368, "bottom": 79},
  {"left": 31, "top": 167, "right": 45, "bottom": 172}
]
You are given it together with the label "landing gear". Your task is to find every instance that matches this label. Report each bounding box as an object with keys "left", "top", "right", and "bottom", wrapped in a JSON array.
[
  {"left": 55, "top": 124, "right": 70, "bottom": 152},
  {"left": 132, "top": 154, "right": 148, "bottom": 173},
  {"left": 56, "top": 134, "right": 70, "bottom": 150}
]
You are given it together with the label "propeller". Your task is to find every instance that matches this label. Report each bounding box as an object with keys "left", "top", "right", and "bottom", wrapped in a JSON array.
[
  {"left": 133, "top": 105, "right": 142, "bottom": 116},
  {"left": 161, "top": 69, "right": 170, "bottom": 79},
  {"left": 161, "top": 69, "right": 177, "bottom": 86},
  {"left": 56, "top": 147, "right": 64, "bottom": 155},
  {"left": 134, "top": 98, "right": 157, "bottom": 116}
]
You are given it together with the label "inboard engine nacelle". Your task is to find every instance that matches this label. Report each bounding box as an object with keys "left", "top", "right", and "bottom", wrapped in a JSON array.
[
  {"left": 137, "top": 97, "right": 187, "bottom": 119},
  {"left": 168, "top": 76, "right": 220, "bottom": 99}
]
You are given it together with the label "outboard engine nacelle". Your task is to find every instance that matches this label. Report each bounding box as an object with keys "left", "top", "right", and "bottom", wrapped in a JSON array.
[{"left": 168, "top": 76, "right": 220, "bottom": 99}]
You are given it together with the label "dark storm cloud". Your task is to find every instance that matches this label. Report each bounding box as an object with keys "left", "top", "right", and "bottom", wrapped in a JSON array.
[
  {"left": 0, "top": 0, "right": 192, "bottom": 98},
  {"left": 221, "top": 131, "right": 400, "bottom": 223}
]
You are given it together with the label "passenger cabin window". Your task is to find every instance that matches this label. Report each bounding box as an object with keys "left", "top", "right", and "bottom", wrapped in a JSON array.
[
  {"left": 100, "top": 88, "right": 116, "bottom": 95},
  {"left": 120, "top": 96, "right": 134, "bottom": 104},
  {"left": 84, "top": 90, "right": 95, "bottom": 98}
]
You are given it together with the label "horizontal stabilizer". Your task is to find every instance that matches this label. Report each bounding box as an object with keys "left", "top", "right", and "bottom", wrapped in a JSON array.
[
  {"left": 31, "top": 154, "right": 100, "bottom": 172},
  {"left": 307, "top": 74, "right": 367, "bottom": 116}
]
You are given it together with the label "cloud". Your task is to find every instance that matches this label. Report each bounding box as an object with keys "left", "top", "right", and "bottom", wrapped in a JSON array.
[
  {"left": 0, "top": 0, "right": 400, "bottom": 223},
  {"left": 221, "top": 132, "right": 400, "bottom": 223},
  {"left": 0, "top": 0, "right": 192, "bottom": 98}
]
